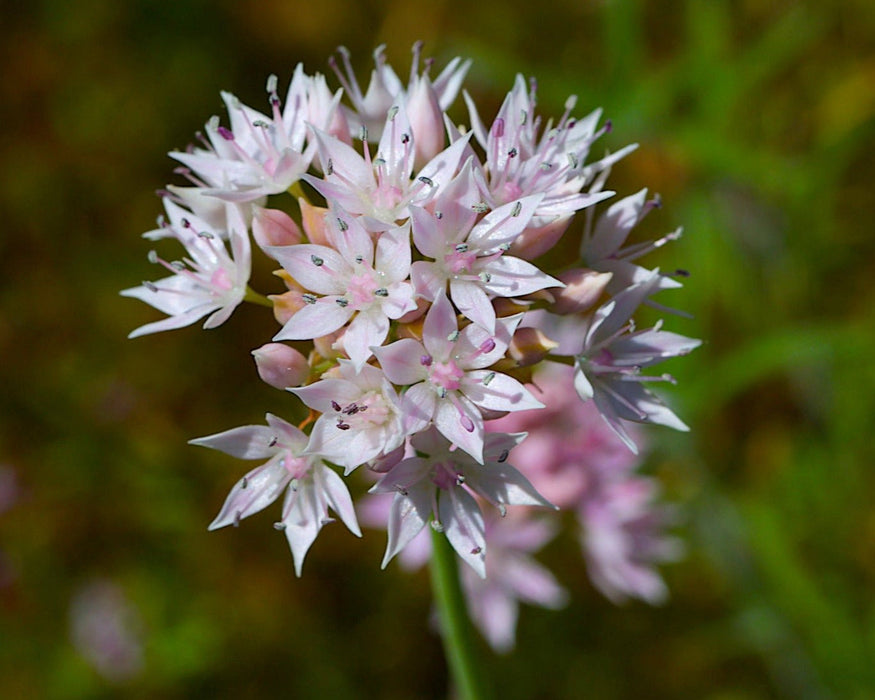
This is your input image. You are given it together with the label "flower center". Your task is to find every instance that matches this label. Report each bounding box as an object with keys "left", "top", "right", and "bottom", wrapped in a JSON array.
[
  {"left": 346, "top": 270, "right": 380, "bottom": 308},
  {"left": 429, "top": 359, "right": 464, "bottom": 393}
]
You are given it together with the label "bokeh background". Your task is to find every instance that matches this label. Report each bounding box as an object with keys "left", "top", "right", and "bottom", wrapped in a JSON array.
[{"left": 2, "top": 0, "right": 874, "bottom": 697}]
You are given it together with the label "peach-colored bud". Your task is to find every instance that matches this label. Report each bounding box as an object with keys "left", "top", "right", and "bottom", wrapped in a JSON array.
[
  {"left": 313, "top": 328, "right": 346, "bottom": 361},
  {"left": 299, "top": 198, "right": 331, "bottom": 246},
  {"left": 509, "top": 215, "right": 573, "bottom": 260},
  {"left": 507, "top": 327, "right": 560, "bottom": 367},
  {"left": 252, "top": 207, "right": 302, "bottom": 248},
  {"left": 252, "top": 343, "right": 310, "bottom": 389},
  {"left": 269, "top": 293, "right": 305, "bottom": 326},
  {"left": 552, "top": 269, "right": 613, "bottom": 315},
  {"left": 407, "top": 78, "right": 445, "bottom": 168}
]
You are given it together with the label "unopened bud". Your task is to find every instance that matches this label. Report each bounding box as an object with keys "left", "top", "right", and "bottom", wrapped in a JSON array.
[
  {"left": 253, "top": 207, "right": 302, "bottom": 248},
  {"left": 508, "top": 327, "right": 559, "bottom": 367},
  {"left": 252, "top": 343, "right": 309, "bottom": 389},
  {"left": 299, "top": 198, "right": 331, "bottom": 246},
  {"left": 268, "top": 274, "right": 307, "bottom": 325},
  {"left": 552, "top": 269, "right": 613, "bottom": 315},
  {"left": 509, "top": 215, "right": 573, "bottom": 260}
]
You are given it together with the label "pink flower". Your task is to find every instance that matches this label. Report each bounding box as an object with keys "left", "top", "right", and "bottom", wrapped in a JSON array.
[
  {"left": 409, "top": 163, "right": 561, "bottom": 332},
  {"left": 374, "top": 291, "right": 544, "bottom": 463},
  {"left": 303, "top": 101, "right": 471, "bottom": 231},
  {"left": 191, "top": 414, "right": 361, "bottom": 575},
  {"left": 121, "top": 200, "right": 250, "bottom": 338},
  {"left": 371, "top": 427, "right": 554, "bottom": 577},
  {"left": 269, "top": 211, "right": 416, "bottom": 369},
  {"left": 329, "top": 42, "right": 470, "bottom": 163},
  {"left": 291, "top": 361, "right": 407, "bottom": 473},
  {"left": 170, "top": 66, "right": 341, "bottom": 202},
  {"left": 460, "top": 513, "right": 567, "bottom": 652},
  {"left": 572, "top": 273, "right": 701, "bottom": 452},
  {"left": 580, "top": 477, "right": 683, "bottom": 604}
]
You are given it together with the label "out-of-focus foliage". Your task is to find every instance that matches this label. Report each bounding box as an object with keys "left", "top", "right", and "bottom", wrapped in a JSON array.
[{"left": 1, "top": 0, "right": 874, "bottom": 697}]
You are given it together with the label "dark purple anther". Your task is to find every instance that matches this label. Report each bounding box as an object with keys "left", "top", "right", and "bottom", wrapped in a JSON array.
[
  {"left": 420, "top": 355, "right": 433, "bottom": 367},
  {"left": 217, "top": 126, "right": 234, "bottom": 141}
]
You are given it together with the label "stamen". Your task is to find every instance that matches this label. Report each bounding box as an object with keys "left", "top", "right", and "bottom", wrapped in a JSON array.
[
  {"left": 268, "top": 436, "right": 279, "bottom": 447},
  {"left": 241, "top": 477, "right": 248, "bottom": 489},
  {"left": 482, "top": 371, "right": 496, "bottom": 386},
  {"left": 472, "top": 202, "right": 489, "bottom": 214},
  {"left": 217, "top": 126, "right": 235, "bottom": 141},
  {"left": 470, "top": 546, "right": 482, "bottom": 555},
  {"left": 337, "top": 218, "right": 348, "bottom": 231},
  {"left": 273, "top": 521, "right": 286, "bottom": 531},
  {"left": 447, "top": 330, "right": 460, "bottom": 342},
  {"left": 311, "top": 255, "right": 324, "bottom": 266},
  {"left": 511, "top": 201, "right": 522, "bottom": 217},
  {"left": 336, "top": 420, "right": 351, "bottom": 430},
  {"left": 336, "top": 297, "right": 349, "bottom": 307},
  {"left": 420, "top": 355, "right": 433, "bottom": 367},
  {"left": 497, "top": 449, "right": 509, "bottom": 463},
  {"left": 143, "top": 281, "right": 158, "bottom": 292},
  {"left": 331, "top": 400, "right": 342, "bottom": 412},
  {"left": 374, "top": 288, "right": 389, "bottom": 297},
  {"left": 302, "top": 293, "right": 317, "bottom": 304}
]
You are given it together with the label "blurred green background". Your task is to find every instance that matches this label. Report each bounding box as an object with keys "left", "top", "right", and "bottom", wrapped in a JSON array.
[{"left": 2, "top": 0, "right": 874, "bottom": 697}]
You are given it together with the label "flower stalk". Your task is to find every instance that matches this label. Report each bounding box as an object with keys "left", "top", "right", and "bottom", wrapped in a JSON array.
[{"left": 430, "top": 527, "right": 491, "bottom": 700}]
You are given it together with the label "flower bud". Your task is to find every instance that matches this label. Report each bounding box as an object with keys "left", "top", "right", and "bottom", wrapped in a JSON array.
[
  {"left": 407, "top": 78, "right": 446, "bottom": 168},
  {"left": 252, "top": 207, "right": 302, "bottom": 248},
  {"left": 299, "top": 198, "right": 331, "bottom": 246},
  {"left": 552, "top": 269, "right": 613, "bottom": 315},
  {"left": 252, "top": 343, "right": 310, "bottom": 389},
  {"left": 508, "top": 327, "right": 559, "bottom": 367},
  {"left": 509, "top": 215, "right": 573, "bottom": 260}
]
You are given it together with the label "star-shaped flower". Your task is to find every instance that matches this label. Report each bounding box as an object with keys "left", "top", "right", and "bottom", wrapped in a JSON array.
[
  {"left": 373, "top": 291, "right": 544, "bottom": 463},
  {"left": 121, "top": 200, "right": 250, "bottom": 337},
  {"left": 190, "top": 413, "right": 361, "bottom": 576},
  {"left": 371, "top": 428, "right": 554, "bottom": 577}
]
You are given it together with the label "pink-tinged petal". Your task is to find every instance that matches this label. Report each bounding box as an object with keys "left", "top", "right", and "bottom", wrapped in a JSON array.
[
  {"left": 422, "top": 291, "right": 458, "bottom": 359},
  {"left": 456, "top": 314, "right": 519, "bottom": 369},
  {"left": 326, "top": 211, "right": 374, "bottom": 267},
  {"left": 126, "top": 304, "right": 215, "bottom": 338},
  {"left": 400, "top": 382, "right": 437, "bottom": 433},
  {"left": 343, "top": 310, "right": 389, "bottom": 370},
  {"left": 501, "top": 556, "right": 568, "bottom": 608},
  {"left": 573, "top": 365, "right": 595, "bottom": 401},
  {"left": 265, "top": 414, "right": 308, "bottom": 450},
  {"left": 376, "top": 99, "right": 415, "bottom": 183},
  {"left": 586, "top": 188, "right": 648, "bottom": 262},
  {"left": 305, "top": 417, "right": 386, "bottom": 471},
  {"left": 382, "top": 282, "right": 417, "bottom": 319},
  {"left": 468, "top": 194, "right": 544, "bottom": 250},
  {"left": 416, "top": 132, "right": 473, "bottom": 195},
  {"left": 464, "top": 460, "right": 553, "bottom": 508},
  {"left": 463, "top": 372, "right": 545, "bottom": 413},
  {"left": 439, "top": 488, "right": 486, "bottom": 577},
  {"left": 449, "top": 279, "right": 495, "bottom": 333},
  {"left": 273, "top": 299, "right": 352, "bottom": 341},
  {"left": 281, "top": 483, "right": 324, "bottom": 577},
  {"left": 596, "top": 379, "right": 690, "bottom": 433},
  {"left": 411, "top": 261, "right": 446, "bottom": 301},
  {"left": 481, "top": 256, "right": 562, "bottom": 298},
  {"left": 267, "top": 244, "right": 348, "bottom": 295},
  {"left": 434, "top": 395, "right": 484, "bottom": 464},
  {"left": 309, "top": 128, "right": 373, "bottom": 190},
  {"left": 371, "top": 456, "right": 432, "bottom": 494},
  {"left": 302, "top": 176, "right": 371, "bottom": 216},
  {"left": 290, "top": 378, "right": 362, "bottom": 413},
  {"left": 203, "top": 300, "right": 239, "bottom": 329},
  {"left": 373, "top": 338, "right": 428, "bottom": 385},
  {"left": 382, "top": 484, "right": 433, "bottom": 568},
  {"left": 121, "top": 275, "right": 207, "bottom": 316},
  {"left": 189, "top": 425, "right": 278, "bottom": 459},
  {"left": 409, "top": 206, "right": 445, "bottom": 259},
  {"left": 608, "top": 329, "right": 702, "bottom": 367},
  {"left": 375, "top": 224, "right": 412, "bottom": 284},
  {"left": 208, "top": 460, "right": 292, "bottom": 530},
  {"left": 431, "top": 158, "right": 480, "bottom": 234},
  {"left": 317, "top": 463, "right": 361, "bottom": 537},
  {"left": 467, "top": 578, "right": 518, "bottom": 653}
]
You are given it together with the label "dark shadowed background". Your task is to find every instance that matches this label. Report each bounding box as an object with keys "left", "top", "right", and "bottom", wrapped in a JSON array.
[{"left": 2, "top": 0, "right": 874, "bottom": 697}]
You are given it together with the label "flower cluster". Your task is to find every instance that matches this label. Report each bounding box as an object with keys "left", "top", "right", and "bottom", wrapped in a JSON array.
[{"left": 124, "top": 43, "right": 699, "bottom": 649}]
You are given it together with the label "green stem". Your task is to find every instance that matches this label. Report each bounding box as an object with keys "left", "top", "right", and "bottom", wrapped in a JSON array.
[
  {"left": 243, "top": 287, "right": 273, "bottom": 308},
  {"left": 429, "top": 528, "right": 490, "bottom": 700}
]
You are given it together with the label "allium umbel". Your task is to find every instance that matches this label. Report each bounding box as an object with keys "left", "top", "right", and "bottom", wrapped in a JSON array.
[{"left": 124, "top": 44, "right": 699, "bottom": 653}]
